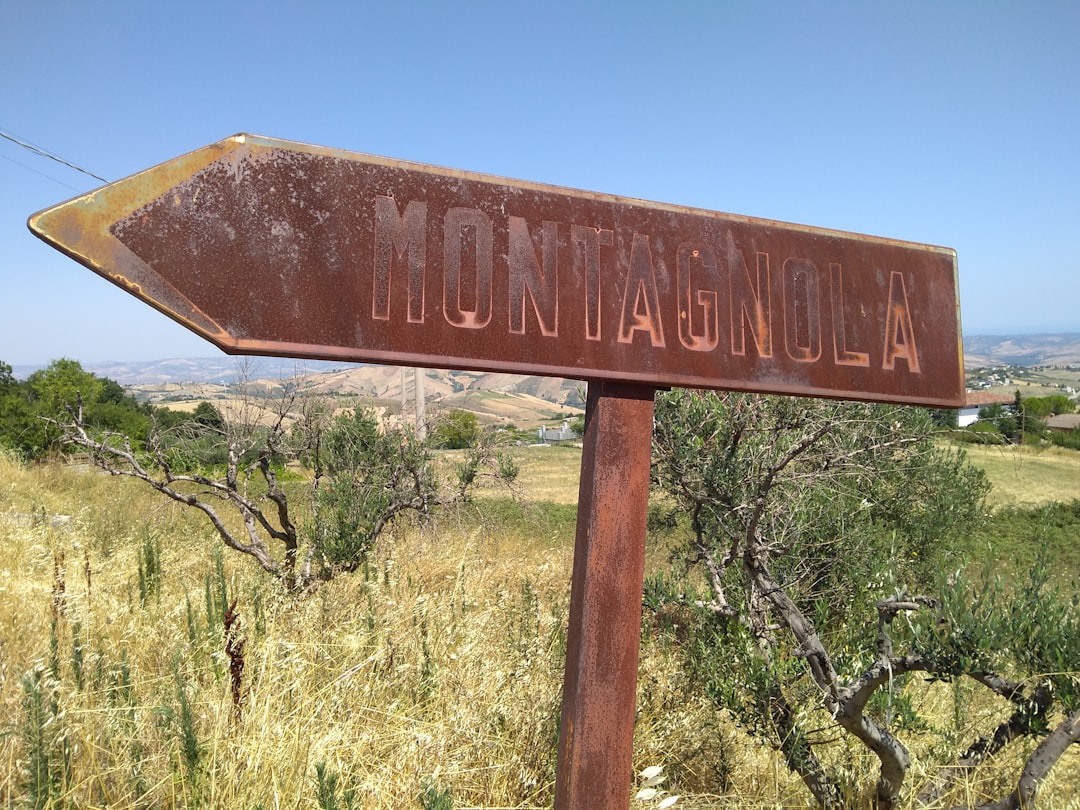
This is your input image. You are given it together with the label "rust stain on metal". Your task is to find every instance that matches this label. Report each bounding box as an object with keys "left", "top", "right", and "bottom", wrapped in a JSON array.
[
  {"left": 556, "top": 382, "right": 654, "bottom": 809},
  {"left": 29, "top": 133, "right": 964, "bottom": 407}
]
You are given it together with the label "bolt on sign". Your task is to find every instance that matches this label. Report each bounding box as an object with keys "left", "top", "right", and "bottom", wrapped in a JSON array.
[
  {"left": 29, "top": 134, "right": 963, "bottom": 407},
  {"left": 29, "top": 134, "right": 964, "bottom": 810}
]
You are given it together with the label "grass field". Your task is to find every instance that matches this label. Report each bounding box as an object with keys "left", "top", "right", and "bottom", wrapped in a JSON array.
[
  {"left": 1, "top": 440, "right": 1078, "bottom": 809},
  {"left": 501, "top": 440, "right": 1080, "bottom": 510},
  {"left": 952, "top": 442, "right": 1080, "bottom": 506}
]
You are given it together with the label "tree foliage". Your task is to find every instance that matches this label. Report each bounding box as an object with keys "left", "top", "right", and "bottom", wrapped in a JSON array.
[
  {"left": 0, "top": 360, "right": 15, "bottom": 389},
  {"left": 977, "top": 401, "right": 1019, "bottom": 444},
  {"left": 0, "top": 358, "right": 150, "bottom": 458},
  {"left": 308, "top": 407, "right": 441, "bottom": 575},
  {"left": 1048, "top": 426, "right": 1080, "bottom": 450},
  {"left": 1022, "top": 394, "right": 1075, "bottom": 419},
  {"left": 973, "top": 391, "right": 1080, "bottom": 447},
  {"left": 432, "top": 408, "right": 481, "bottom": 449},
  {"left": 649, "top": 389, "right": 1078, "bottom": 809}
]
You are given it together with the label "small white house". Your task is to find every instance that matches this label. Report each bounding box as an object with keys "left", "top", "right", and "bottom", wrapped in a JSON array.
[
  {"left": 538, "top": 421, "right": 577, "bottom": 443},
  {"left": 957, "top": 391, "right": 1015, "bottom": 427}
]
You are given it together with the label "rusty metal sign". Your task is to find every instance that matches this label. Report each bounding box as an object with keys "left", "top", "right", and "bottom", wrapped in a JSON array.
[
  {"left": 28, "top": 135, "right": 968, "bottom": 810},
  {"left": 29, "top": 133, "right": 963, "bottom": 407}
]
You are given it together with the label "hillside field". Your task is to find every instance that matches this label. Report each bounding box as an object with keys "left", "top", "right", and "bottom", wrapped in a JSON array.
[
  {"left": 1, "top": 442, "right": 1078, "bottom": 809},
  {"left": 952, "top": 442, "right": 1080, "bottom": 507}
]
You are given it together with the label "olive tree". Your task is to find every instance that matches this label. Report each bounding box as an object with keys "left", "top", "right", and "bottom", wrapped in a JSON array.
[
  {"left": 304, "top": 404, "right": 515, "bottom": 579},
  {"left": 59, "top": 383, "right": 515, "bottom": 592},
  {"left": 649, "top": 389, "right": 1078, "bottom": 809},
  {"left": 431, "top": 407, "right": 481, "bottom": 449}
]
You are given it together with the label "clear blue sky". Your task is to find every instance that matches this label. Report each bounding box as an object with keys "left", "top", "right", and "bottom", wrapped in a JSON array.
[{"left": 2, "top": 1, "right": 1077, "bottom": 367}]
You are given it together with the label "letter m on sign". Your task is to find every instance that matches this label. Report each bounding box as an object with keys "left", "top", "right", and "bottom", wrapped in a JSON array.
[{"left": 373, "top": 196, "right": 427, "bottom": 324}]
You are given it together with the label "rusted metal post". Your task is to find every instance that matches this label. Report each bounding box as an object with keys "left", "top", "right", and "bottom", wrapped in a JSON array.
[{"left": 555, "top": 381, "right": 655, "bottom": 809}]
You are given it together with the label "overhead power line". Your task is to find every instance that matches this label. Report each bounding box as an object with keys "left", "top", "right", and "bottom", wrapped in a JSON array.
[
  {"left": 0, "top": 151, "right": 84, "bottom": 192},
  {"left": 0, "top": 128, "right": 109, "bottom": 183}
]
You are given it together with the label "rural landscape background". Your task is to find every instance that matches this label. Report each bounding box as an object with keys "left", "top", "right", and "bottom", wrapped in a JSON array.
[
  {"left": 10, "top": 333, "right": 1080, "bottom": 421},
  {"left": 1, "top": 332, "right": 1078, "bottom": 809},
  {"left": 3, "top": 3, "right": 1078, "bottom": 807}
]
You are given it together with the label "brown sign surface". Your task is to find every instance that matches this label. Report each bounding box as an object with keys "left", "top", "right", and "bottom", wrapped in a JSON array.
[{"left": 29, "top": 134, "right": 963, "bottom": 406}]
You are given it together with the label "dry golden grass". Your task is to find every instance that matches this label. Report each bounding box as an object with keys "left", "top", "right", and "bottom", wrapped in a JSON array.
[
  {"left": 498, "top": 445, "right": 583, "bottom": 505},
  {"left": 1, "top": 447, "right": 1078, "bottom": 809},
  {"left": 0, "top": 470, "right": 571, "bottom": 808}
]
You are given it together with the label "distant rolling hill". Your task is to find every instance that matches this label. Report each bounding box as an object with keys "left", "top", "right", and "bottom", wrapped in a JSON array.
[
  {"left": 961, "top": 334, "right": 1080, "bottom": 368},
  {"left": 12, "top": 334, "right": 1077, "bottom": 399},
  {"left": 124, "top": 363, "right": 585, "bottom": 429}
]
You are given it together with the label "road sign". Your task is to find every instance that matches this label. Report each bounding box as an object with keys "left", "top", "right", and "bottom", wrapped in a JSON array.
[
  {"left": 29, "top": 133, "right": 963, "bottom": 407},
  {"left": 29, "top": 135, "right": 967, "bottom": 810}
]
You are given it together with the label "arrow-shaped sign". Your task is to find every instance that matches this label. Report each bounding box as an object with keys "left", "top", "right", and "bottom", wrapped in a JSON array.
[
  {"left": 29, "top": 133, "right": 963, "bottom": 406},
  {"left": 28, "top": 134, "right": 969, "bottom": 810}
]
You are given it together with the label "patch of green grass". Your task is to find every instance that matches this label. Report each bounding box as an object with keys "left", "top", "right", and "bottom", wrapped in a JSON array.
[
  {"left": 966, "top": 500, "right": 1080, "bottom": 585},
  {"left": 446, "top": 496, "right": 578, "bottom": 557}
]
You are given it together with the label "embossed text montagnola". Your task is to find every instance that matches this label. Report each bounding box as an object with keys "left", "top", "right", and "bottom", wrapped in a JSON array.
[{"left": 34, "top": 135, "right": 963, "bottom": 406}]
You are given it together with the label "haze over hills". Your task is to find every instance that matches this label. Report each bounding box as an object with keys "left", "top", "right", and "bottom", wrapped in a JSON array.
[
  {"left": 961, "top": 334, "right": 1080, "bottom": 368},
  {"left": 111, "top": 364, "right": 585, "bottom": 431},
  {"left": 9, "top": 334, "right": 1078, "bottom": 400}
]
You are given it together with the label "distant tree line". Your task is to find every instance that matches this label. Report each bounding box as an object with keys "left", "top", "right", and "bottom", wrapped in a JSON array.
[
  {"left": 0, "top": 358, "right": 569, "bottom": 461},
  {"left": 0, "top": 358, "right": 156, "bottom": 460},
  {"left": 972, "top": 391, "right": 1080, "bottom": 449}
]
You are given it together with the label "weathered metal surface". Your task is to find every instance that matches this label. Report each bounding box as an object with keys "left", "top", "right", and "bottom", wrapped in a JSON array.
[
  {"left": 29, "top": 133, "right": 964, "bottom": 407},
  {"left": 557, "top": 382, "right": 654, "bottom": 809},
  {"left": 28, "top": 134, "right": 968, "bottom": 808}
]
